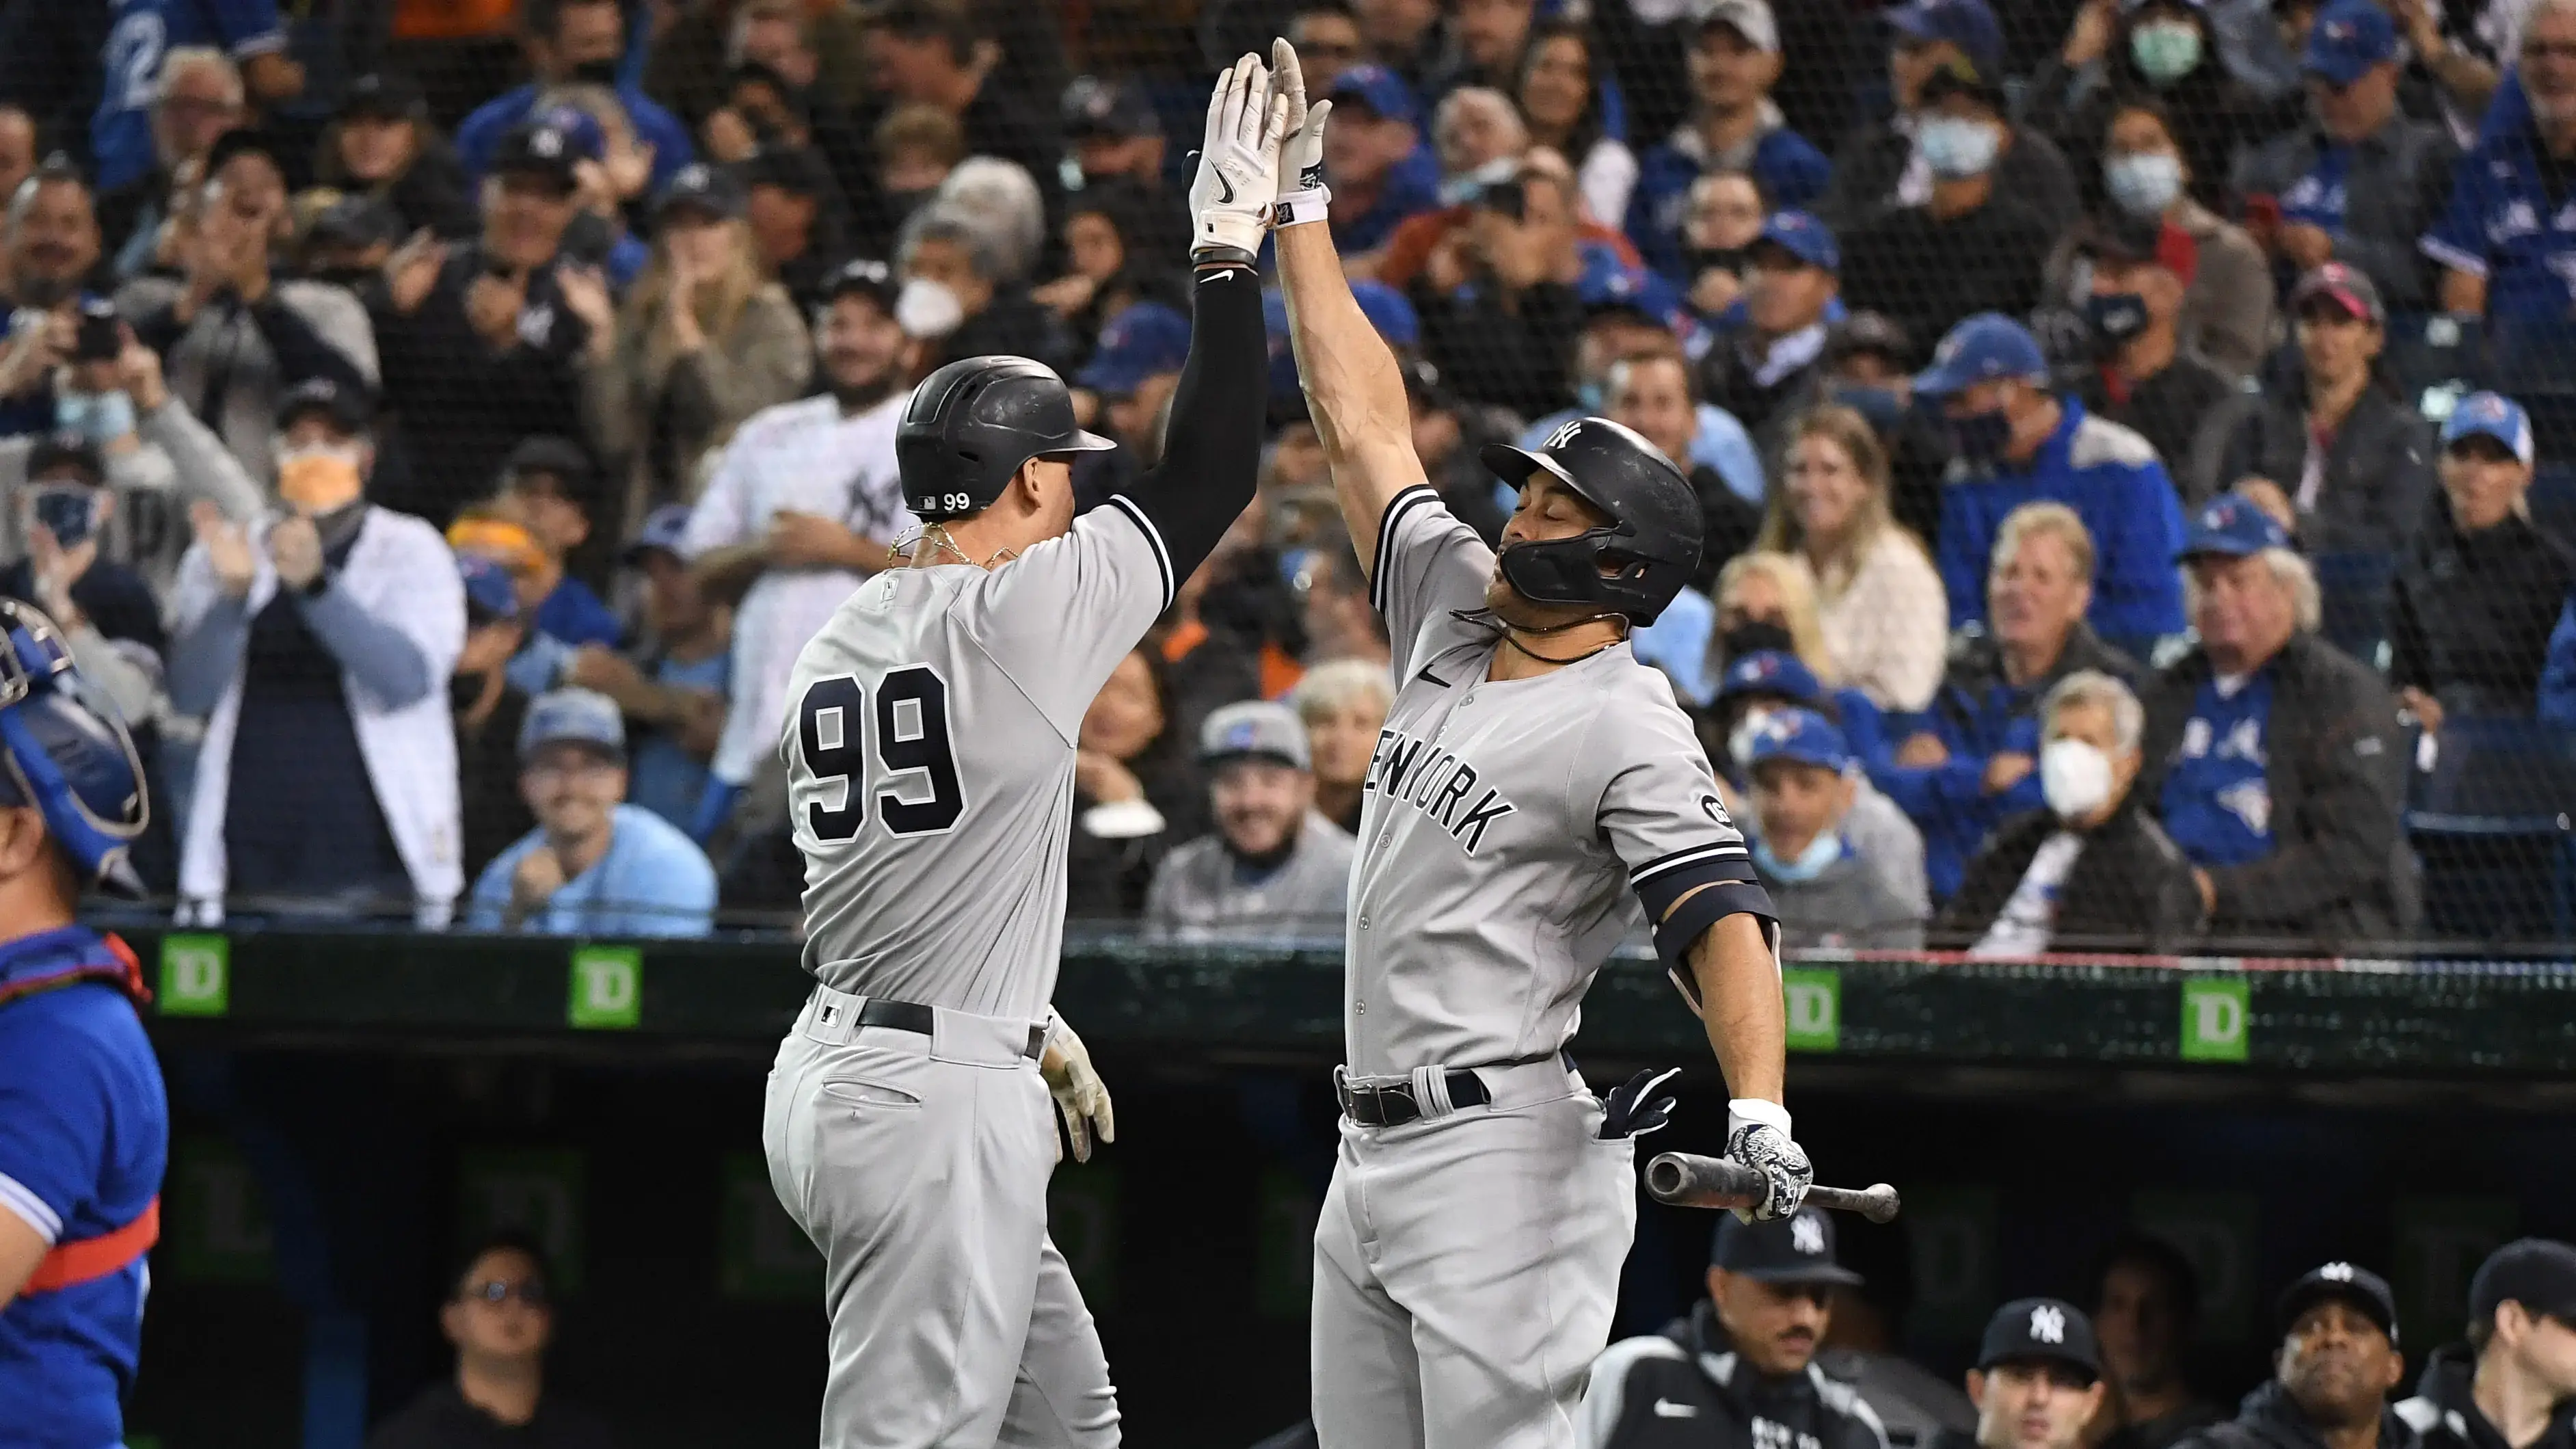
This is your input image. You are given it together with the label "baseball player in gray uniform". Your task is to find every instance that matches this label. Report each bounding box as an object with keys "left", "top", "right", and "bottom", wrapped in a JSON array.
[
  {"left": 1265, "top": 40, "right": 1816, "bottom": 1449},
  {"left": 760, "top": 55, "right": 1287, "bottom": 1448}
]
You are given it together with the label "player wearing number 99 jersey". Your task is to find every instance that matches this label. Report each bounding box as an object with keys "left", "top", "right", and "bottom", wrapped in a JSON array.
[{"left": 759, "top": 53, "right": 1287, "bottom": 1449}]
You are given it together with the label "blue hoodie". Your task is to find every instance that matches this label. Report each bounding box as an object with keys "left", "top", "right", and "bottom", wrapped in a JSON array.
[{"left": 2419, "top": 67, "right": 2576, "bottom": 399}]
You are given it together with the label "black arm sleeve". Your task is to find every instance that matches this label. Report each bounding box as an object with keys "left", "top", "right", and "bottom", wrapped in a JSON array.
[{"left": 1116, "top": 264, "right": 1267, "bottom": 584}]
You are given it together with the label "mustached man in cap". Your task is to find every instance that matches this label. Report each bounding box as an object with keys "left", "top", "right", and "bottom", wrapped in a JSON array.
[
  {"left": 1583, "top": 1206, "right": 1891, "bottom": 1449},
  {"left": 2397, "top": 1240, "right": 2576, "bottom": 1449},
  {"left": 2175, "top": 1263, "right": 2419, "bottom": 1449},
  {"left": 1928, "top": 1299, "right": 2108, "bottom": 1449}
]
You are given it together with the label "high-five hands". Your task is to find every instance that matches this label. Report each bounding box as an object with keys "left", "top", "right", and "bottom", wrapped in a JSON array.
[
  {"left": 1189, "top": 53, "right": 1291, "bottom": 265},
  {"left": 1268, "top": 38, "right": 1332, "bottom": 226}
]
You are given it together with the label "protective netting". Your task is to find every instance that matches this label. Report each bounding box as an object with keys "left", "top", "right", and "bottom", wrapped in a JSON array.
[{"left": 0, "top": 0, "right": 2570, "bottom": 953}]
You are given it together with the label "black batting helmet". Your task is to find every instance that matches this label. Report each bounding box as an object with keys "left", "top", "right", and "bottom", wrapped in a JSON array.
[
  {"left": 1479, "top": 416, "right": 1702, "bottom": 625},
  {"left": 896, "top": 356, "right": 1116, "bottom": 520}
]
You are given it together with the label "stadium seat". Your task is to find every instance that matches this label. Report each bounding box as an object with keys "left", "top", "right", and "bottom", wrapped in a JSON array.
[{"left": 2404, "top": 716, "right": 2576, "bottom": 943}]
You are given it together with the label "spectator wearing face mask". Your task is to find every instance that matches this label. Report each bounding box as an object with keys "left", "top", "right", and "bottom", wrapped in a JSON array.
[
  {"left": 454, "top": 0, "right": 695, "bottom": 195},
  {"left": 1914, "top": 315, "right": 2186, "bottom": 663},
  {"left": 1709, "top": 650, "right": 1930, "bottom": 926},
  {"left": 1740, "top": 708, "right": 1926, "bottom": 948},
  {"left": 2065, "top": 209, "right": 2245, "bottom": 506},
  {"left": 2235, "top": 0, "right": 2456, "bottom": 316},
  {"left": 1626, "top": 0, "right": 1832, "bottom": 284},
  {"left": 1937, "top": 669, "right": 2202, "bottom": 953},
  {"left": 894, "top": 207, "right": 1072, "bottom": 373},
  {"left": 1878, "top": 503, "right": 2141, "bottom": 903},
  {"left": 2029, "top": 0, "right": 2298, "bottom": 217},
  {"left": 2398, "top": 1240, "right": 2576, "bottom": 1449},
  {"left": 1699, "top": 211, "right": 1843, "bottom": 438},
  {"left": 1840, "top": 64, "right": 2058, "bottom": 355},
  {"left": 464, "top": 687, "right": 717, "bottom": 938},
  {"left": 3, "top": 432, "right": 169, "bottom": 731},
  {"left": 2052, "top": 98, "right": 2273, "bottom": 382},
  {"left": 165, "top": 377, "right": 466, "bottom": 925},
  {"left": 1816, "top": 0, "right": 2079, "bottom": 237},
  {"left": 1144, "top": 702, "right": 1357, "bottom": 944},
  {"left": 2145, "top": 496, "right": 2411, "bottom": 947}
]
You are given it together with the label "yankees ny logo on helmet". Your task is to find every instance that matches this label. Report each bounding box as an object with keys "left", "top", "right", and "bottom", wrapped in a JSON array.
[
  {"left": 2030, "top": 1304, "right": 2067, "bottom": 1344},
  {"left": 2320, "top": 1262, "right": 2356, "bottom": 1281},
  {"left": 1791, "top": 1212, "right": 1826, "bottom": 1255}
]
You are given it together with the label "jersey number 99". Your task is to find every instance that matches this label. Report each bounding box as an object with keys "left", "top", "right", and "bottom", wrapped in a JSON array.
[{"left": 796, "top": 667, "right": 965, "bottom": 841}]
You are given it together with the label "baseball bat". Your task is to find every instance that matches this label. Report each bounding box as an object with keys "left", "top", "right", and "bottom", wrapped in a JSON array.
[{"left": 1643, "top": 1152, "right": 1902, "bottom": 1223}]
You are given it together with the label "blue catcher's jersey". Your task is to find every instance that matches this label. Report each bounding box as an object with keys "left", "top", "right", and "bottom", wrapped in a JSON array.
[
  {"left": 0, "top": 926, "right": 168, "bottom": 1449},
  {"left": 91, "top": 0, "right": 289, "bottom": 193}
]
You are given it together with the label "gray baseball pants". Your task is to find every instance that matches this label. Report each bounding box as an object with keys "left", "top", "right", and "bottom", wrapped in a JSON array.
[{"left": 764, "top": 986, "right": 1121, "bottom": 1448}]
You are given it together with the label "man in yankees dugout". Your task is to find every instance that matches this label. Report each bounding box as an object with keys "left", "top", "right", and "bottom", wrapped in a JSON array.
[{"left": 1268, "top": 36, "right": 1812, "bottom": 1449}]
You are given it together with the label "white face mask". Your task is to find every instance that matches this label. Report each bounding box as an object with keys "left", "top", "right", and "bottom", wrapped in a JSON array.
[
  {"left": 895, "top": 277, "right": 964, "bottom": 338},
  {"left": 2040, "top": 738, "right": 2116, "bottom": 821}
]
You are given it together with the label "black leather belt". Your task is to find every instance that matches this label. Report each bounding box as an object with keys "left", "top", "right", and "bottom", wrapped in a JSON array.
[
  {"left": 1334, "top": 1051, "right": 1574, "bottom": 1128},
  {"left": 830, "top": 996, "right": 1045, "bottom": 1059},
  {"left": 1337, "top": 1069, "right": 1490, "bottom": 1127}
]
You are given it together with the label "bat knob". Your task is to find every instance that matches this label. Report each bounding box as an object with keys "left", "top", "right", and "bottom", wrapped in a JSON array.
[{"left": 1851, "top": 1184, "right": 1901, "bottom": 1224}]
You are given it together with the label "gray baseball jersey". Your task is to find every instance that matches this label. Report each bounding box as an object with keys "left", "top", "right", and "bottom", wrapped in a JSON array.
[
  {"left": 783, "top": 497, "right": 1175, "bottom": 1019},
  {"left": 1345, "top": 487, "right": 1773, "bottom": 1077}
]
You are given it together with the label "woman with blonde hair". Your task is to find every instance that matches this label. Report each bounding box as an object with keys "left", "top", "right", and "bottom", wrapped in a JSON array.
[
  {"left": 563, "top": 164, "right": 811, "bottom": 532},
  {"left": 1756, "top": 404, "right": 1948, "bottom": 711},
  {"left": 1712, "top": 548, "right": 1836, "bottom": 686}
]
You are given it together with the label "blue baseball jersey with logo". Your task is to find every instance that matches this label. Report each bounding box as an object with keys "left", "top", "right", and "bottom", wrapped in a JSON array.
[
  {"left": 2158, "top": 674, "right": 2278, "bottom": 867},
  {"left": 2419, "top": 73, "right": 2576, "bottom": 398},
  {"left": 2281, "top": 145, "right": 2352, "bottom": 231},
  {"left": 92, "top": 0, "right": 289, "bottom": 192},
  {"left": 0, "top": 927, "right": 169, "bottom": 1449}
]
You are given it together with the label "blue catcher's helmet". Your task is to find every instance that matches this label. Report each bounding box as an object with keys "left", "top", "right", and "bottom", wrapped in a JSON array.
[{"left": 0, "top": 602, "right": 148, "bottom": 894}]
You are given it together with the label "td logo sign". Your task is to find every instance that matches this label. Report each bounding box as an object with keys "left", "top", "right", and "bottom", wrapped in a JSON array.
[{"left": 2180, "top": 976, "right": 2250, "bottom": 1063}]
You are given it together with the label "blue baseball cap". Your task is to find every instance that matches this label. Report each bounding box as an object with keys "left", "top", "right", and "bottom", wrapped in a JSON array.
[
  {"left": 1716, "top": 650, "right": 1825, "bottom": 707},
  {"left": 2304, "top": 0, "right": 2398, "bottom": 85},
  {"left": 1077, "top": 301, "right": 1192, "bottom": 398},
  {"left": 519, "top": 687, "right": 627, "bottom": 762},
  {"left": 2442, "top": 390, "right": 2536, "bottom": 466},
  {"left": 458, "top": 553, "right": 520, "bottom": 622},
  {"left": 1884, "top": 0, "right": 2004, "bottom": 75},
  {"left": 621, "top": 502, "right": 696, "bottom": 564},
  {"left": 2179, "top": 492, "right": 2292, "bottom": 561},
  {"left": 1742, "top": 707, "right": 1855, "bottom": 773},
  {"left": 1328, "top": 64, "right": 1420, "bottom": 126},
  {"left": 1752, "top": 210, "right": 1839, "bottom": 274},
  {"left": 1263, "top": 281, "right": 1421, "bottom": 403},
  {"left": 1912, "top": 313, "right": 2048, "bottom": 397}
]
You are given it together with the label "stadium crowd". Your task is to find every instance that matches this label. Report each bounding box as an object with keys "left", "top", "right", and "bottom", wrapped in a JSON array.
[{"left": 0, "top": 0, "right": 2573, "bottom": 948}]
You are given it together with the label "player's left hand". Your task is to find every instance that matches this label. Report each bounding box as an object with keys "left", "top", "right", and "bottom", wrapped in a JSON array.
[
  {"left": 1041, "top": 1010, "right": 1116, "bottom": 1162},
  {"left": 1188, "top": 52, "right": 1288, "bottom": 265},
  {"left": 1599, "top": 1067, "right": 1680, "bottom": 1140},
  {"left": 1725, "top": 1099, "right": 1812, "bottom": 1221}
]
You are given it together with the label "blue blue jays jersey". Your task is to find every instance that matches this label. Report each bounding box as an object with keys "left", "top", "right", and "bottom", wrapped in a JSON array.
[
  {"left": 91, "top": 0, "right": 288, "bottom": 192},
  {"left": 0, "top": 927, "right": 168, "bottom": 1449}
]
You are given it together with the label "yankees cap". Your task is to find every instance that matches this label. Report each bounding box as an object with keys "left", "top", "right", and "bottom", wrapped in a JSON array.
[
  {"left": 2277, "top": 1260, "right": 2399, "bottom": 1344},
  {"left": 1711, "top": 1206, "right": 1864, "bottom": 1285},
  {"left": 1978, "top": 1297, "right": 2102, "bottom": 1381}
]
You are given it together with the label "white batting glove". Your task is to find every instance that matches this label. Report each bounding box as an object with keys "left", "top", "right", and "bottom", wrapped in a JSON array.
[
  {"left": 1726, "top": 1098, "right": 1813, "bottom": 1222},
  {"left": 1270, "top": 37, "right": 1332, "bottom": 228},
  {"left": 1190, "top": 53, "right": 1288, "bottom": 265},
  {"left": 1041, "top": 1010, "right": 1117, "bottom": 1163}
]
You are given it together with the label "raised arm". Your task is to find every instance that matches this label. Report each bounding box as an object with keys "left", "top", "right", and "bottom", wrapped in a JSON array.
[{"left": 1271, "top": 40, "right": 1430, "bottom": 584}]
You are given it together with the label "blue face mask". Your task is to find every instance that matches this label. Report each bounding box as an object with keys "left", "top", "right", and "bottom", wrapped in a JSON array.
[
  {"left": 54, "top": 390, "right": 135, "bottom": 444},
  {"left": 2103, "top": 151, "right": 2184, "bottom": 217},
  {"left": 2084, "top": 291, "right": 2151, "bottom": 349},
  {"left": 1946, "top": 407, "right": 2015, "bottom": 466},
  {"left": 1755, "top": 830, "right": 1844, "bottom": 883},
  {"left": 1916, "top": 116, "right": 2001, "bottom": 181},
  {"left": 1832, "top": 384, "right": 1906, "bottom": 434}
]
